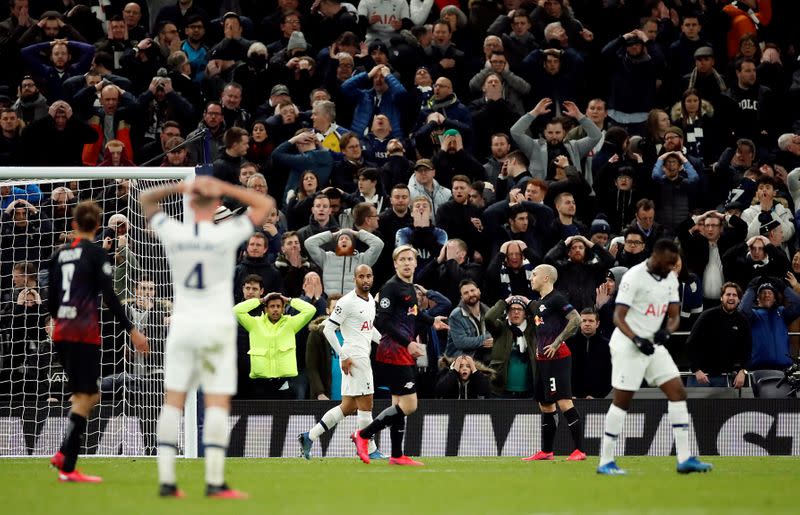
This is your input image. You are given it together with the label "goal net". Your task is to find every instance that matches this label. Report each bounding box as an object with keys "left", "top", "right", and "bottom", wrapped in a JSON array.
[{"left": 0, "top": 167, "right": 193, "bottom": 457}]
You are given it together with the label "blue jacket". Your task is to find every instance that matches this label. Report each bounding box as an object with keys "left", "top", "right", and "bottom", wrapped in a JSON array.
[
  {"left": 1, "top": 185, "right": 42, "bottom": 208},
  {"left": 739, "top": 286, "right": 800, "bottom": 369},
  {"left": 272, "top": 141, "right": 334, "bottom": 202},
  {"left": 21, "top": 41, "right": 95, "bottom": 101},
  {"left": 340, "top": 72, "right": 406, "bottom": 139}
]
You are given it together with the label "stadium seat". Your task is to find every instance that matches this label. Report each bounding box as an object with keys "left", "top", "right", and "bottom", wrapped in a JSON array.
[{"left": 750, "top": 370, "right": 793, "bottom": 398}]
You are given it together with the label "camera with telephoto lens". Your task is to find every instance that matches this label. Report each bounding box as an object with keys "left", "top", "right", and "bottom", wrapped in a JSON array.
[{"left": 777, "top": 358, "right": 800, "bottom": 397}]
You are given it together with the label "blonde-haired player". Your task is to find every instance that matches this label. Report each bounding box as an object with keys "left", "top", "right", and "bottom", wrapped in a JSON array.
[
  {"left": 141, "top": 176, "right": 272, "bottom": 498},
  {"left": 351, "top": 245, "right": 449, "bottom": 465}
]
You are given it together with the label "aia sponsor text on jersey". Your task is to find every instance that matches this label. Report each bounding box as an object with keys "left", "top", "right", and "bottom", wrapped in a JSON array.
[{"left": 644, "top": 303, "right": 668, "bottom": 316}]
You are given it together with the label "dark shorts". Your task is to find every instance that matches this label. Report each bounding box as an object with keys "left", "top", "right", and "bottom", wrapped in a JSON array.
[
  {"left": 55, "top": 341, "right": 101, "bottom": 394},
  {"left": 376, "top": 363, "right": 417, "bottom": 396},
  {"left": 534, "top": 356, "right": 572, "bottom": 403}
]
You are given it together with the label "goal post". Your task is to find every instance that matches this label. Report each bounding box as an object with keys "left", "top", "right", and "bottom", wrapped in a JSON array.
[{"left": 0, "top": 166, "right": 197, "bottom": 458}]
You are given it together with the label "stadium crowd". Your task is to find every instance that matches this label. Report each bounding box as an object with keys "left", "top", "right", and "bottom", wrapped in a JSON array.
[{"left": 2, "top": 0, "right": 800, "bottom": 402}]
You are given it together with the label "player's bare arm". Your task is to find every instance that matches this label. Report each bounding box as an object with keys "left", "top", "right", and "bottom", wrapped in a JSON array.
[
  {"left": 340, "top": 358, "right": 353, "bottom": 375},
  {"left": 213, "top": 179, "right": 273, "bottom": 227},
  {"left": 140, "top": 181, "right": 188, "bottom": 220},
  {"left": 544, "top": 309, "right": 580, "bottom": 359},
  {"left": 665, "top": 303, "right": 680, "bottom": 333}
]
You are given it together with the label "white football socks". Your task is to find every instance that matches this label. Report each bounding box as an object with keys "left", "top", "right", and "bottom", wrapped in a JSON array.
[
  {"left": 357, "top": 410, "right": 377, "bottom": 454},
  {"left": 600, "top": 404, "right": 627, "bottom": 467},
  {"left": 156, "top": 404, "right": 181, "bottom": 486},
  {"left": 203, "top": 407, "right": 229, "bottom": 487},
  {"left": 309, "top": 406, "right": 345, "bottom": 441},
  {"left": 669, "top": 400, "right": 691, "bottom": 463}
]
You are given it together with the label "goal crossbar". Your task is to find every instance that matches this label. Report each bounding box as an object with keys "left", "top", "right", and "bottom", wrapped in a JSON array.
[{"left": 0, "top": 167, "right": 194, "bottom": 180}]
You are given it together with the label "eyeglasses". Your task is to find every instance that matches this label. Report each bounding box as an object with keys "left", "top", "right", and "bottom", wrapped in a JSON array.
[{"left": 624, "top": 240, "right": 644, "bottom": 246}]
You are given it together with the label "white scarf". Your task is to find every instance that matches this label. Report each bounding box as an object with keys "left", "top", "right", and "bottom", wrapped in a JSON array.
[
  {"left": 506, "top": 319, "right": 528, "bottom": 353},
  {"left": 732, "top": 1, "right": 762, "bottom": 28}
]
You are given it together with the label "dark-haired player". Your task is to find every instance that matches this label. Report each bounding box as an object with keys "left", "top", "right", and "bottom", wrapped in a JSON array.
[
  {"left": 299, "top": 264, "right": 387, "bottom": 460},
  {"left": 351, "top": 245, "right": 449, "bottom": 465},
  {"left": 598, "top": 239, "right": 712, "bottom": 475},
  {"left": 48, "top": 200, "right": 148, "bottom": 482},
  {"left": 523, "top": 264, "right": 585, "bottom": 462}
]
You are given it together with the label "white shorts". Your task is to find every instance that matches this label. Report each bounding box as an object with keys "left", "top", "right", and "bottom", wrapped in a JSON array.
[
  {"left": 609, "top": 332, "right": 680, "bottom": 391},
  {"left": 164, "top": 320, "right": 237, "bottom": 395},
  {"left": 340, "top": 356, "right": 374, "bottom": 397}
]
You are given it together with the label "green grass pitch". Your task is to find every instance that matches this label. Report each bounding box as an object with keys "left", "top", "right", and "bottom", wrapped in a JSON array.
[{"left": 3, "top": 456, "right": 797, "bottom": 515}]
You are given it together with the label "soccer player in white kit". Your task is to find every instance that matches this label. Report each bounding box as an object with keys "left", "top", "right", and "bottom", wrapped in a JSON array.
[
  {"left": 140, "top": 176, "right": 272, "bottom": 498},
  {"left": 298, "top": 264, "right": 386, "bottom": 460},
  {"left": 597, "top": 239, "right": 712, "bottom": 475}
]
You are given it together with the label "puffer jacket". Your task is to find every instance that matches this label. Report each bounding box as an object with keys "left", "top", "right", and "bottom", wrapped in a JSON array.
[
  {"left": 233, "top": 297, "right": 316, "bottom": 379},
  {"left": 340, "top": 71, "right": 406, "bottom": 139},
  {"left": 739, "top": 285, "right": 800, "bottom": 370}
]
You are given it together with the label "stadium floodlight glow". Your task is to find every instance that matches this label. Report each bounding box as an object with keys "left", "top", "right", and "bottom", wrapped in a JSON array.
[{"left": 1, "top": 166, "right": 197, "bottom": 458}]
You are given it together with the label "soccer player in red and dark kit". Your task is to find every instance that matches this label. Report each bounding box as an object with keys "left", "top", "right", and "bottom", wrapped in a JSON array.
[
  {"left": 351, "top": 245, "right": 448, "bottom": 465},
  {"left": 48, "top": 201, "right": 147, "bottom": 482}
]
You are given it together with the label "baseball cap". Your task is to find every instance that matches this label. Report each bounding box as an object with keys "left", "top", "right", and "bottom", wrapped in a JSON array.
[
  {"left": 271, "top": 84, "right": 290, "bottom": 97},
  {"left": 414, "top": 159, "right": 434, "bottom": 170}
]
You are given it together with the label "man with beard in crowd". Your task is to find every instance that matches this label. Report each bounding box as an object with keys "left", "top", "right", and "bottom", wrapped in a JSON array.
[{"left": 510, "top": 98, "right": 601, "bottom": 180}]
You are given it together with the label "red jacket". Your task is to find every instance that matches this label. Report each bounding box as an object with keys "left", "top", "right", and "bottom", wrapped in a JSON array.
[
  {"left": 723, "top": 0, "right": 772, "bottom": 58},
  {"left": 82, "top": 114, "right": 133, "bottom": 166}
]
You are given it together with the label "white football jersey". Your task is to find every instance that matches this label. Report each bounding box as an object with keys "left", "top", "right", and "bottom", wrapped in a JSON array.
[
  {"left": 326, "top": 289, "right": 377, "bottom": 359},
  {"left": 358, "top": 0, "right": 409, "bottom": 41},
  {"left": 614, "top": 260, "right": 679, "bottom": 340},
  {"left": 151, "top": 212, "right": 253, "bottom": 320}
]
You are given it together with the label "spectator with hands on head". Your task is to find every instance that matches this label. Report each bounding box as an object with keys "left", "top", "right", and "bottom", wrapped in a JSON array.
[
  {"left": 510, "top": 98, "right": 602, "bottom": 181},
  {"left": 435, "top": 354, "right": 492, "bottom": 399}
]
